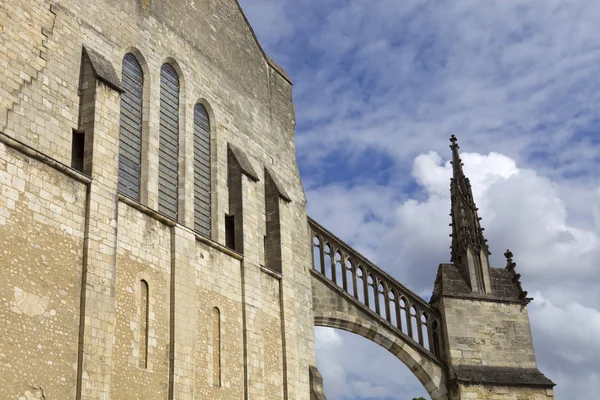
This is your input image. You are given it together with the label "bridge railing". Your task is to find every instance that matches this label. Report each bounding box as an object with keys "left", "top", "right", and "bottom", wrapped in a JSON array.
[{"left": 309, "top": 217, "right": 443, "bottom": 358}]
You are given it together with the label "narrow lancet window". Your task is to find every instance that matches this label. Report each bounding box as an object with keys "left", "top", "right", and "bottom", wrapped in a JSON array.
[
  {"left": 158, "top": 63, "right": 180, "bottom": 220},
  {"left": 193, "top": 104, "right": 211, "bottom": 237},
  {"left": 140, "top": 280, "right": 149, "bottom": 368},
  {"left": 212, "top": 307, "right": 221, "bottom": 386},
  {"left": 118, "top": 54, "right": 143, "bottom": 200}
]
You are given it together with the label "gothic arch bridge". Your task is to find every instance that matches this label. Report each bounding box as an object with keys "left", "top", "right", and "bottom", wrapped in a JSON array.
[{"left": 309, "top": 217, "right": 449, "bottom": 400}]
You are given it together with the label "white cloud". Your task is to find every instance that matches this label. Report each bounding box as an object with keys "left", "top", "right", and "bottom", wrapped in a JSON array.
[
  {"left": 243, "top": 0, "right": 600, "bottom": 185},
  {"left": 529, "top": 294, "right": 600, "bottom": 396},
  {"left": 530, "top": 293, "right": 600, "bottom": 364}
]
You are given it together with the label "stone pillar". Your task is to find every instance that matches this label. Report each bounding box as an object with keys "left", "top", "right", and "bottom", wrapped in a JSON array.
[
  {"left": 75, "top": 47, "right": 123, "bottom": 400},
  {"left": 264, "top": 167, "right": 291, "bottom": 273},
  {"left": 180, "top": 98, "right": 195, "bottom": 229},
  {"left": 309, "top": 366, "right": 327, "bottom": 400},
  {"left": 432, "top": 263, "right": 555, "bottom": 400},
  {"left": 239, "top": 171, "right": 266, "bottom": 400},
  {"left": 226, "top": 143, "right": 266, "bottom": 398},
  {"left": 264, "top": 167, "right": 295, "bottom": 398},
  {"left": 140, "top": 59, "right": 159, "bottom": 210},
  {"left": 169, "top": 225, "right": 198, "bottom": 399}
]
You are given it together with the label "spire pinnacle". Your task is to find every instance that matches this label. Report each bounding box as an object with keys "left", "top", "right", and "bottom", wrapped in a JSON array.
[{"left": 449, "top": 135, "right": 492, "bottom": 294}]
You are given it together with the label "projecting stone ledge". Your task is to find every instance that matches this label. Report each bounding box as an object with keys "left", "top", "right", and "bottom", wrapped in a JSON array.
[
  {"left": 265, "top": 166, "right": 292, "bottom": 203},
  {"left": 82, "top": 46, "right": 124, "bottom": 93},
  {"left": 228, "top": 143, "right": 259, "bottom": 181},
  {"left": 451, "top": 365, "right": 555, "bottom": 388}
]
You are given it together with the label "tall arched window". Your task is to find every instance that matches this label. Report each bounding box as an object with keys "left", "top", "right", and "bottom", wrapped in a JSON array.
[
  {"left": 158, "top": 63, "right": 180, "bottom": 220},
  {"left": 118, "top": 54, "right": 143, "bottom": 200},
  {"left": 193, "top": 104, "right": 211, "bottom": 237}
]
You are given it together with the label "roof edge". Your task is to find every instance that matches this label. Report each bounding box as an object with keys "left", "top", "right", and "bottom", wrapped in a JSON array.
[
  {"left": 452, "top": 365, "right": 555, "bottom": 389},
  {"left": 228, "top": 143, "right": 260, "bottom": 182},
  {"left": 234, "top": 0, "right": 293, "bottom": 85},
  {"left": 83, "top": 46, "right": 124, "bottom": 93}
]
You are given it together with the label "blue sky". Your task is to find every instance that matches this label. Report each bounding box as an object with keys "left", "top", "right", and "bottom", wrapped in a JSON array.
[{"left": 239, "top": 1, "right": 600, "bottom": 399}]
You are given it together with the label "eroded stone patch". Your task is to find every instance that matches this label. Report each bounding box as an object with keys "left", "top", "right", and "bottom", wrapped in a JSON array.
[{"left": 10, "top": 287, "right": 50, "bottom": 317}]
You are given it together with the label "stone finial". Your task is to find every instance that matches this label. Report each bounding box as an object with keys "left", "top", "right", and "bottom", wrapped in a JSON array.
[
  {"left": 504, "top": 249, "right": 517, "bottom": 271},
  {"left": 449, "top": 134, "right": 459, "bottom": 148}
]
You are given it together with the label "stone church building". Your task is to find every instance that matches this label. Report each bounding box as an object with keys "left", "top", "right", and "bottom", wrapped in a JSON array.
[{"left": 0, "top": 0, "right": 554, "bottom": 399}]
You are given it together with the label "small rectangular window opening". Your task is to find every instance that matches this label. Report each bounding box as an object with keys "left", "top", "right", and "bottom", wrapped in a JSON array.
[
  {"left": 71, "top": 129, "right": 85, "bottom": 172},
  {"left": 225, "top": 214, "right": 235, "bottom": 250}
]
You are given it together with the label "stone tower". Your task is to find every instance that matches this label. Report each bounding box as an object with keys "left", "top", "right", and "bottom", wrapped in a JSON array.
[{"left": 430, "top": 136, "right": 555, "bottom": 399}]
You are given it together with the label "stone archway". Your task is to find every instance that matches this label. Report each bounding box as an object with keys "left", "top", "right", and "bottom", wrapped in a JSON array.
[{"left": 312, "top": 272, "right": 449, "bottom": 400}]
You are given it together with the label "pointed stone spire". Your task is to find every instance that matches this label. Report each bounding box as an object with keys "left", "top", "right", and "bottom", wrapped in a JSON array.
[{"left": 449, "top": 135, "right": 493, "bottom": 294}]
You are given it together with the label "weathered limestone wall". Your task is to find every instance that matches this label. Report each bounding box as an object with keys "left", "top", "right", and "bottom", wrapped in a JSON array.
[
  {"left": 439, "top": 295, "right": 553, "bottom": 399},
  {"left": 111, "top": 203, "right": 172, "bottom": 399},
  {"left": 0, "top": 0, "right": 300, "bottom": 231},
  {"left": 193, "top": 242, "right": 245, "bottom": 399},
  {"left": 441, "top": 298, "right": 536, "bottom": 368},
  {"left": 0, "top": 0, "right": 315, "bottom": 399},
  {"left": 452, "top": 385, "right": 554, "bottom": 400},
  {"left": 262, "top": 273, "right": 286, "bottom": 399},
  {"left": 0, "top": 143, "right": 87, "bottom": 399},
  {"left": 0, "top": 0, "right": 76, "bottom": 163}
]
